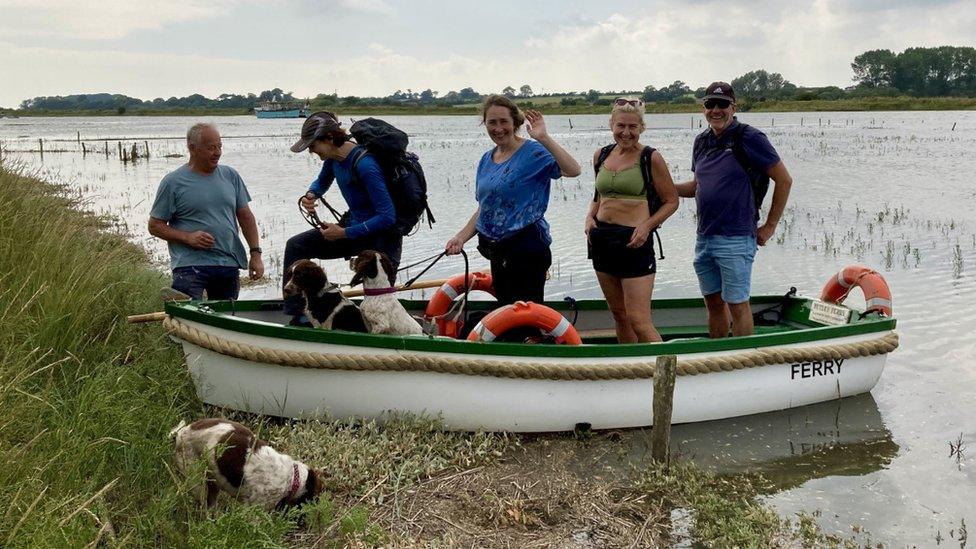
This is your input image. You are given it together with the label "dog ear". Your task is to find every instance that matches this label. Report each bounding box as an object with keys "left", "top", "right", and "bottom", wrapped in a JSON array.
[
  {"left": 378, "top": 253, "right": 396, "bottom": 287},
  {"left": 350, "top": 251, "right": 378, "bottom": 286},
  {"left": 295, "top": 260, "right": 327, "bottom": 294}
]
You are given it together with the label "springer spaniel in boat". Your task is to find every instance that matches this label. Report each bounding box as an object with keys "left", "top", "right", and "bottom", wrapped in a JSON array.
[
  {"left": 170, "top": 419, "right": 324, "bottom": 510},
  {"left": 350, "top": 250, "right": 423, "bottom": 335},
  {"left": 283, "top": 259, "right": 369, "bottom": 332}
]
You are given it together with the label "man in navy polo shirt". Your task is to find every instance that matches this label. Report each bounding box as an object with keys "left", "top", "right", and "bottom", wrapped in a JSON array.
[{"left": 676, "top": 82, "right": 793, "bottom": 338}]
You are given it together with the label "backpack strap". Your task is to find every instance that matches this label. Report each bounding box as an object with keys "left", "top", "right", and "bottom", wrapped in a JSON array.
[
  {"left": 592, "top": 144, "right": 617, "bottom": 202},
  {"left": 638, "top": 146, "right": 665, "bottom": 260},
  {"left": 348, "top": 147, "right": 370, "bottom": 186},
  {"left": 726, "top": 123, "right": 770, "bottom": 221}
]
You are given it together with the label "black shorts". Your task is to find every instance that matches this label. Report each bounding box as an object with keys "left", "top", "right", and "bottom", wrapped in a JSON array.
[{"left": 588, "top": 220, "right": 657, "bottom": 278}]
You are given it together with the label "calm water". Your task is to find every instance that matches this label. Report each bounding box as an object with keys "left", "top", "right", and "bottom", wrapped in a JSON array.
[{"left": 2, "top": 112, "right": 974, "bottom": 544}]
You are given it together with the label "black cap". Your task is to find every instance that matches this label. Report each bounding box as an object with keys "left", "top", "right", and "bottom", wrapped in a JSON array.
[
  {"left": 290, "top": 111, "right": 342, "bottom": 153},
  {"left": 702, "top": 82, "right": 736, "bottom": 102}
]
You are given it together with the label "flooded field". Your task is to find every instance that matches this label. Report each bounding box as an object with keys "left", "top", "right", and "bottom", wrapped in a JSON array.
[{"left": 2, "top": 111, "right": 974, "bottom": 545}]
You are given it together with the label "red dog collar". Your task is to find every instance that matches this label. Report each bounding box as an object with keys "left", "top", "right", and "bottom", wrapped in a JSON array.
[
  {"left": 363, "top": 287, "right": 397, "bottom": 296},
  {"left": 285, "top": 463, "right": 301, "bottom": 501}
]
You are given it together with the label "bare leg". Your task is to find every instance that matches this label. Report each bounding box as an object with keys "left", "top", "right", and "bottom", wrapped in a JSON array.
[
  {"left": 728, "top": 301, "right": 754, "bottom": 337},
  {"left": 704, "top": 292, "right": 731, "bottom": 338},
  {"left": 621, "top": 274, "right": 661, "bottom": 343},
  {"left": 596, "top": 272, "right": 636, "bottom": 343}
]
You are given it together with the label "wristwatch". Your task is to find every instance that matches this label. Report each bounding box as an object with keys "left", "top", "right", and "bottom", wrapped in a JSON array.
[{"left": 250, "top": 247, "right": 263, "bottom": 254}]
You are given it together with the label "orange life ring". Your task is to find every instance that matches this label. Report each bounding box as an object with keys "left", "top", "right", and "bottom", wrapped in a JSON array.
[
  {"left": 820, "top": 265, "right": 893, "bottom": 316},
  {"left": 467, "top": 301, "right": 582, "bottom": 345},
  {"left": 424, "top": 272, "right": 495, "bottom": 338}
]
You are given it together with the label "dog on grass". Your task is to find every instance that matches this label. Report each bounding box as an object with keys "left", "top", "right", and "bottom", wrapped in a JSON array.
[
  {"left": 350, "top": 250, "right": 423, "bottom": 336},
  {"left": 170, "top": 418, "right": 325, "bottom": 510},
  {"left": 283, "top": 259, "right": 369, "bottom": 332}
]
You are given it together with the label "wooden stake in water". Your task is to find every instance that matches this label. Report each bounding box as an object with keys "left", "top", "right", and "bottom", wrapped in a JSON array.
[
  {"left": 651, "top": 354, "right": 677, "bottom": 467},
  {"left": 38, "top": 138, "right": 43, "bottom": 159}
]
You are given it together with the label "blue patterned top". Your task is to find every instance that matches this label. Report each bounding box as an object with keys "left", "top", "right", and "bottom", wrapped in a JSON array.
[{"left": 475, "top": 140, "right": 561, "bottom": 243}]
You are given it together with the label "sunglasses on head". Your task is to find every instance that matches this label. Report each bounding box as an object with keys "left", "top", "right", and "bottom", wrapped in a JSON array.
[
  {"left": 614, "top": 98, "right": 644, "bottom": 108},
  {"left": 703, "top": 99, "right": 732, "bottom": 110}
]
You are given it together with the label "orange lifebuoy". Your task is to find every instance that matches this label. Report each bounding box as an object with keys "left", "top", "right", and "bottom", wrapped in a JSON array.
[
  {"left": 424, "top": 272, "right": 495, "bottom": 338},
  {"left": 820, "top": 265, "right": 893, "bottom": 316},
  {"left": 467, "top": 301, "right": 582, "bottom": 345}
]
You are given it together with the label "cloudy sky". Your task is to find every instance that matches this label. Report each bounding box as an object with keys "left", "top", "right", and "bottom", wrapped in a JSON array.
[{"left": 1, "top": 0, "right": 973, "bottom": 108}]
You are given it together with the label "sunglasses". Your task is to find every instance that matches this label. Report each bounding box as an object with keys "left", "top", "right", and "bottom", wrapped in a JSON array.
[
  {"left": 614, "top": 98, "right": 644, "bottom": 108},
  {"left": 703, "top": 99, "right": 732, "bottom": 110}
]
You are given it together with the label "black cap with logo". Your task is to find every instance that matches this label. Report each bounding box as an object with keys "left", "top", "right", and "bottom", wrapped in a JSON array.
[{"left": 702, "top": 82, "right": 736, "bottom": 103}]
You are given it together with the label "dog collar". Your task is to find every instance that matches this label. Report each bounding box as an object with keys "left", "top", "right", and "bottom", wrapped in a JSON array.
[
  {"left": 285, "top": 463, "right": 301, "bottom": 502},
  {"left": 315, "top": 283, "right": 341, "bottom": 299},
  {"left": 363, "top": 287, "right": 397, "bottom": 296}
]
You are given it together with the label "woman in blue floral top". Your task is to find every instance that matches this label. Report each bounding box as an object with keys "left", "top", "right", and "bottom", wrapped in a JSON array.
[{"left": 445, "top": 94, "right": 581, "bottom": 304}]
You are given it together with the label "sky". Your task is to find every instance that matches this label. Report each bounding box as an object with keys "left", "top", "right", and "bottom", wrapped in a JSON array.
[{"left": 1, "top": 0, "right": 974, "bottom": 108}]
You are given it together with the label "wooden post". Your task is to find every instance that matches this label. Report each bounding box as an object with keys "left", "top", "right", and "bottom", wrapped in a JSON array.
[
  {"left": 651, "top": 354, "right": 677, "bottom": 467},
  {"left": 130, "top": 143, "right": 138, "bottom": 162},
  {"left": 117, "top": 141, "right": 122, "bottom": 159},
  {"left": 77, "top": 131, "right": 81, "bottom": 144},
  {"left": 82, "top": 142, "right": 86, "bottom": 156},
  {"left": 144, "top": 140, "right": 150, "bottom": 158},
  {"left": 39, "top": 138, "right": 44, "bottom": 159},
  {"left": 952, "top": 122, "right": 957, "bottom": 131},
  {"left": 801, "top": 117, "right": 803, "bottom": 126},
  {"left": 105, "top": 141, "right": 109, "bottom": 157}
]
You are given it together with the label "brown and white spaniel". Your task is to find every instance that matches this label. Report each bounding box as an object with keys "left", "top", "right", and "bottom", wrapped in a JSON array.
[
  {"left": 171, "top": 419, "right": 324, "bottom": 510},
  {"left": 283, "top": 259, "right": 369, "bottom": 332},
  {"left": 350, "top": 250, "right": 423, "bottom": 335}
]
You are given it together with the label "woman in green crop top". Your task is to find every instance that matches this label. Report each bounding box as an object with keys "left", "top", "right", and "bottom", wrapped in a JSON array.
[{"left": 585, "top": 98, "right": 679, "bottom": 343}]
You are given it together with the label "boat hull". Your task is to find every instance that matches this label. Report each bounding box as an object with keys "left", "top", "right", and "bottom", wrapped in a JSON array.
[
  {"left": 175, "top": 316, "right": 889, "bottom": 432},
  {"left": 255, "top": 109, "right": 310, "bottom": 119}
]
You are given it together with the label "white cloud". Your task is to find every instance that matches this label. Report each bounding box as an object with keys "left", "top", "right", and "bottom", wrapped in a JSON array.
[{"left": 0, "top": 0, "right": 232, "bottom": 40}]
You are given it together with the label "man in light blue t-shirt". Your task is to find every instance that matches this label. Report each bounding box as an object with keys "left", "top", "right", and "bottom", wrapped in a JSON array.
[{"left": 149, "top": 123, "right": 264, "bottom": 299}]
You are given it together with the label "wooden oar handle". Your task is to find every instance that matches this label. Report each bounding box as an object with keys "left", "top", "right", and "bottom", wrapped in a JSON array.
[
  {"left": 127, "top": 312, "right": 167, "bottom": 324},
  {"left": 343, "top": 278, "right": 447, "bottom": 298}
]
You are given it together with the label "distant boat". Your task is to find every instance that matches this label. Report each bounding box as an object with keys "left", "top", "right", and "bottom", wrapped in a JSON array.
[{"left": 254, "top": 100, "right": 311, "bottom": 119}]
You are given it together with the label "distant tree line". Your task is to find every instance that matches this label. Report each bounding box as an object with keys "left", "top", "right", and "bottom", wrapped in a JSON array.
[
  {"left": 19, "top": 88, "right": 296, "bottom": 113},
  {"left": 15, "top": 46, "right": 976, "bottom": 112}
]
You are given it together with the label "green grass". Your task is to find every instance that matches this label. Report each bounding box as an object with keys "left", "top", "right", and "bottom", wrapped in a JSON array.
[{"left": 0, "top": 162, "right": 873, "bottom": 546}]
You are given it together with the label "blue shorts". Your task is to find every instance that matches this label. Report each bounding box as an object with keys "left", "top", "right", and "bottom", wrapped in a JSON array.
[
  {"left": 172, "top": 265, "right": 240, "bottom": 300},
  {"left": 693, "top": 235, "right": 757, "bottom": 304}
]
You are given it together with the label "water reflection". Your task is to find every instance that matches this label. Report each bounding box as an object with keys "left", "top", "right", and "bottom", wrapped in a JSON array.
[{"left": 619, "top": 394, "right": 897, "bottom": 490}]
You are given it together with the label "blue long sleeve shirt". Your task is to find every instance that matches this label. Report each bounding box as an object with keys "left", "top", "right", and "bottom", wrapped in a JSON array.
[{"left": 307, "top": 146, "right": 396, "bottom": 239}]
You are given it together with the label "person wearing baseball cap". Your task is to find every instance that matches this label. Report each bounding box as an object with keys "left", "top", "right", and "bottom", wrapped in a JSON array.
[
  {"left": 674, "top": 81, "right": 794, "bottom": 338},
  {"left": 282, "top": 111, "right": 399, "bottom": 322}
]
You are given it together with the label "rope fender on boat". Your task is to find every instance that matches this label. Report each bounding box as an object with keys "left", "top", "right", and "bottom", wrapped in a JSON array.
[{"left": 163, "top": 316, "right": 899, "bottom": 380}]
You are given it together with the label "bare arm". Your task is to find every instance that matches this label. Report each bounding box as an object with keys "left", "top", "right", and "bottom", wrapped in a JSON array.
[
  {"left": 646, "top": 151, "right": 679, "bottom": 229},
  {"left": 674, "top": 178, "right": 697, "bottom": 198},
  {"left": 757, "top": 161, "right": 793, "bottom": 246},
  {"left": 236, "top": 205, "right": 265, "bottom": 279},
  {"left": 445, "top": 209, "right": 480, "bottom": 255},
  {"left": 148, "top": 217, "right": 214, "bottom": 249},
  {"left": 524, "top": 110, "right": 582, "bottom": 177}
]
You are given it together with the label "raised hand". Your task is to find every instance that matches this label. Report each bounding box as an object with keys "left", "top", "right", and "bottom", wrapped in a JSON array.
[{"left": 524, "top": 110, "right": 549, "bottom": 141}]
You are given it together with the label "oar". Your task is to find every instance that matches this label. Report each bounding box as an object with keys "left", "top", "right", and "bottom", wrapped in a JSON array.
[
  {"left": 126, "top": 278, "right": 449, "bottom": 323},
  {"left": 342, "top": 277, "right": 447, "bottom": 298}
]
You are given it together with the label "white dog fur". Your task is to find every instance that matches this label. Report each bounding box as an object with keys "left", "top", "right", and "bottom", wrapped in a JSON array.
[{"left": 351, "top": 250, "right": 423, "bottom": 336}]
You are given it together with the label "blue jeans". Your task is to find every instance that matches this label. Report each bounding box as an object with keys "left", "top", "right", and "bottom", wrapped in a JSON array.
[
  {"left": 693, "top": 235, "right": 757, "bottom": 304},
  {"left": 172, "top": 266, "right": 240, "bottom": 300}
]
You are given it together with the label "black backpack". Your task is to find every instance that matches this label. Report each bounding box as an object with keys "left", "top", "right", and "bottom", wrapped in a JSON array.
[
  {"left": 592, "top": 144, "right": 665, "bottom": 258},
  {"left": 692, "top": 122, "right": 769, "bottom": 221},
  {"left": 348, "top": 118, "right": 435, "bottom": 236}
]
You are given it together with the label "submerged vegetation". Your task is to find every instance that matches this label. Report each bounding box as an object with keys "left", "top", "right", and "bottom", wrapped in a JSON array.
[{"left": 0, "top": 164, "right": 876, "bottom": 546}]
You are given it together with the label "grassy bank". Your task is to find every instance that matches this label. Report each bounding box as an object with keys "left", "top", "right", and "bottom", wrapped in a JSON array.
[{"left": 0, "top": 164, "right": 869, "bottom": 546}]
